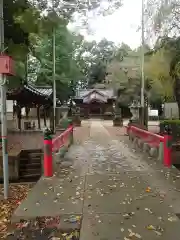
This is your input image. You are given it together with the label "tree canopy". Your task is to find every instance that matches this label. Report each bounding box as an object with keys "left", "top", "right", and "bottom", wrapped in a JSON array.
[
  {"left": 4, "top": 0, "right": 123, "bottom": 101},
  {"left": 143, "top": 0, "right": 180, "bottom": 113},
  {"left": 5, "top": 0, "right": 178, "bottom": 108}
]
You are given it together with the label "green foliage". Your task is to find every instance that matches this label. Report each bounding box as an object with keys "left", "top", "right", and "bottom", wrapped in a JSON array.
[
  {"left": 160, "top": 119, "right": 180, "bottom": 142},
  {"left": 32, "top": 21, "right": 84, "bottom": 101},
  {"left": 145, "top": 1, "right": 180, "bottom": 109},
  {"left": 146, "top": 0, "right": 180, "bottom": 35},
  {"left": 88, "top": 61, "right": 107, "bottom": 85},
  {"left": 145, "top": 36, "right": 180, "bottom": 107},
  {"left": 4, "top": 0, "right": 124, "bottom": 100},
  {"left": 6, "top": 0, "right": 169, "bottom": 107},
  {"left": 85, "top": 40, "right": 165, "bottom": 106},
  {"left": 4, "top": 0, "right": 30, "bottom": 48},
  {"left": 144, "top": 46, "right": 174, "bottom": 101},
  {"left": 76, "top": 38, "right": 117, "bottom": 87},
  {"left": 31, "top": 0, "right": 123, "bottom": 19},
  {"left": 160, "top": 120, "right": 180, "bottom": 124}
]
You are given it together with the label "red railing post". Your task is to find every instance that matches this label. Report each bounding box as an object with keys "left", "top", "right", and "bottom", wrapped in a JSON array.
[
  {"left": 163, "top": 125, "right": 172, "bottom": 167},
  {"left": 43, "top": 128, "right": 53, "bottom": 177},
  {"left": 69, "top": 124, "right": 74, "bottom": 144}
]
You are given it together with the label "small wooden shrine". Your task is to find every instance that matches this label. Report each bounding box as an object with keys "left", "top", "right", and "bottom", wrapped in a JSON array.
[
  {"left": 7, "top": 83, "right": 53, "bottom": 130},
  {"left": 73, "top": 88, "right": 116, "bottom": 118},
  {"left": 0, "top": 83, "right": 61, "bottom": 181}
]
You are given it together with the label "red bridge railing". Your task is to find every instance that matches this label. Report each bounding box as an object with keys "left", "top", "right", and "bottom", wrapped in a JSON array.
[
  {"left": 52, "top": 125, "right": 73, "bottom": 153},
  {"left": 44, "top": 125, "right": 74, "bottom": 177},
  {"left": 127, "top": 124, "right": 172, "bottom": 167},
  {"left": 128, "top": 125, "right": 164, "bottom": 145}
]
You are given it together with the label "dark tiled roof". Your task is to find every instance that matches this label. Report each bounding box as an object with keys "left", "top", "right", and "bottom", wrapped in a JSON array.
[{"left": 25, "top": 84, "right": 53, "bottom": 97}]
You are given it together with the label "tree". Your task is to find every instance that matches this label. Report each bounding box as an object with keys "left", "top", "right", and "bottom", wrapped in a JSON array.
[
  {"left": 88, "top": 61, "right": 107, "bottom": 86},
  {"left": 4, "top": 0, "right": 58, "bottom": 87},
  {"left": 144, "top": 46, "right": 174, "bottom": 102},
  {"left": 4, "top": 0, "right": 123, "bottom": 95},
  {"left": 105, "top": 43, "right": 142, "bottom": 105},
  {"left": 4, "top": 0, "right": 34, "bottom": 87},
  {"left": 145, "top": 0, "right": 180, "bottom": 115},
  {"left": 163, "top": 37, "right": 180, "bottom": 116},
  {"left": 73, "top": 38, "right": 117, "bottom": 87},
  {"left": 31, "top": 20, "right": 84, "bottom": 101},
  {"left": 146, "top": 0, "right": 180, "bottom": 36}
]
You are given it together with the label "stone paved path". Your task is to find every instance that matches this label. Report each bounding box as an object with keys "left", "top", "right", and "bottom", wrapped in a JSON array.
[{"left": 11, "top": 120, "right": 180, "bottom": 239}]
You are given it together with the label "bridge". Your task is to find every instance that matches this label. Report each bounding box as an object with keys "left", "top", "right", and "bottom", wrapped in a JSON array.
[{"left": 2, "top": 119, "right": 179, "bottom": 239}]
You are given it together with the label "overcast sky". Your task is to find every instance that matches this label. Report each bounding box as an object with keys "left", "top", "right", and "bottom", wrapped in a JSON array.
[{"left": 70, "top": 0, "right": 142, "bottom": 49}]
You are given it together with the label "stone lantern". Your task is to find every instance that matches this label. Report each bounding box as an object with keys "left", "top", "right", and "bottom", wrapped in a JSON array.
[
  {"left": 60, "top": 102, "right": 69, "bottom": 117},
  {"left": 113, "top": 102, "right": 123, "bottom": 126},
  {"left": 67, "top": 98, "right": 76, "bottom": 117},
  {"left": 56, "top": 102, "right": 69, "bottom": 128},
  {"left": 129, "top": 100, "right": 141, "bottom": 123}
]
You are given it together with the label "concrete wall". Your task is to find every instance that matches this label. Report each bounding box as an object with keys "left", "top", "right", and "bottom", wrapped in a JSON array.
[{"left": 0, "top": 155, "right": 19, "bottom": 180}]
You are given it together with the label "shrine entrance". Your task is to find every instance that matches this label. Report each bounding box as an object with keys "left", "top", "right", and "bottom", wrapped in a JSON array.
[{"left": 89, "top": 101, "right": 102, "bottom": 116}]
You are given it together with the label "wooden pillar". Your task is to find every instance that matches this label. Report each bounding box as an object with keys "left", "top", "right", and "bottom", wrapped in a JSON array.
[
  {"left": 103, "top": 104, "right": 106, "bottom": 114},
  {"left": 13, "top": 101, "right": 16, "bottom": 118},
  {"left": 17, "top": 105, "right": 21, "bottom": 130},
  {"left": 49, "top": 106, "right": 54, "bottom": 130},
  {"left": 25, "top": 107, "right": 30, "bottom": 119},
  {"left": 84, "top": 104, "right": 87, "bottom": 117},
  {"left": 100, "top": 104, "right": 102, "bottom": 115},
  {"left": 43, "top": 107, "right": 47, "bottom": 127},
  {"left": 55, "top": 108, "right": 59, "bottom": 126},
  {"left": 37, "top": 106, "right": 41, "bottom": 129},
  {"left": 85, "top": 104, "right": 89, "bottom": 118}
]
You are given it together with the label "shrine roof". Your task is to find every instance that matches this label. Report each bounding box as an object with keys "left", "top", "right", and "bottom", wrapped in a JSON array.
[
  {"left": 7, "top": 83, "right": 53, "bottom": 105},
  {"left": 24, "top": 84, "right": 53, "bottom": 97},
  {"left": 75, "top": 89, "right": 116, "bottom": 99},
  {"left": 7, "top": 83, "right": 52, "bottom": 97}
]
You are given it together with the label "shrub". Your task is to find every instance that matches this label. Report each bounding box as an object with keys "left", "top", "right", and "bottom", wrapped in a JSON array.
[{"left": 160, "top": 119, "right": 180, "bottom": 142}]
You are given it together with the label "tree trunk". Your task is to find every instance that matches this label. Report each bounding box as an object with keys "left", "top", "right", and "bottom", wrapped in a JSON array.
[
  {"left": 177, "top": 102, "right": 180, "bottom": 120},
  {"left": 174, "top": 77, "right": 180, "bottom": 119}
]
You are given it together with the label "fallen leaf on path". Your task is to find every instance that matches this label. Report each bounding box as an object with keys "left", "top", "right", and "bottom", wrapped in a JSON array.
[
  {"left": 135, "top": 233, "right": 142, "bottom": 238},
  {"left": 0, "top": 184, "right": 32, "bottom": 238},
  {"left": 146, "top": 225, "right": 155, "bottom": 230},
  {"left": 129, "top": 232, "right": 135, "bottom": 237},
  {"left": 168, "top": 216, "right": 178, "bottom": 222},
  {"left": 155, "top": 231, "right": 162, "bottom": 236},
  {"left": 146, "top": 187, "right": 151, "bottom": 193},
  {"left": 145, "top": 208, "right": 153, "bottom": 214}
]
